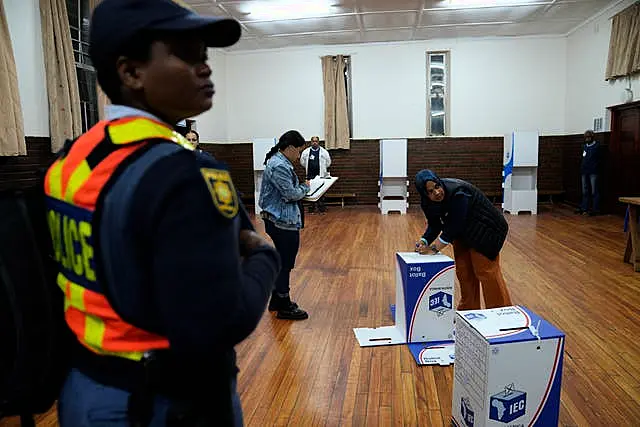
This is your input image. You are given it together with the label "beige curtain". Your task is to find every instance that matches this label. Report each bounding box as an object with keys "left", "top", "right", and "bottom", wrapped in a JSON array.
[
  {"left": 321, "top": 55, "right": 350, "bottom": 150},
  {"left": 0, "top": 0, "right": 27, "bottom": 156},
  {"left": 89, "top": 0, "right": 109, "bottom": 120},
  {"left": 40, "top": 0, "right": 83, "bottom": 152},
  {"left": 606, "top": 2, "right": 640, "bottom": 80}
]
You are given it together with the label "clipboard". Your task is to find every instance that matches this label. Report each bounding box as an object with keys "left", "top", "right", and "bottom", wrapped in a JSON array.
[{"left": 304, "top": 176, "right": 339, "bottom": 202}]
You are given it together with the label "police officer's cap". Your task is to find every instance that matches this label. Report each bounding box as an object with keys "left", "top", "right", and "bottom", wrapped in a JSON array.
[{"left": 90, "top": 0, "right": 241, "bottom": 64}]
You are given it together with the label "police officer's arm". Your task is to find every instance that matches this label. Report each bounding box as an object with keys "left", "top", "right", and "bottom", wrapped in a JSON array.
[
  {"left": 270, "top": 163, "right": 309, "bottom": 202},
  {"left": 194, "top": 151, "right": 255, "bottom": 231},
  {"left": 238, "top": 198, "right": 255, "bottom": 231},
  {"left": 131, "top": 151, "right": 280, "bottom": 356}
]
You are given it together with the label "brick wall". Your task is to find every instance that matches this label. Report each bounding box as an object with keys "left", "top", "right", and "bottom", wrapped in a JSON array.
[
  {"left": 0, "top": 137, "right": 54, "bottom": 191},
  {"left": 202, "top": 135, "right": 584, "bottom": 207},
  {"left": 0, "top": 133, "right": 613, "bottom": 212}
]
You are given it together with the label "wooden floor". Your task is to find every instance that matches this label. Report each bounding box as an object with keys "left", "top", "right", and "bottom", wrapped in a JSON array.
[{"left": 3, "top": 205, "right": 640, "bottom": 426}]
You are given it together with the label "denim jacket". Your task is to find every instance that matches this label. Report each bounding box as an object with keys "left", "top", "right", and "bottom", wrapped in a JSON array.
[{"left": 259, "top": 152, "right": 309, "bottom": 230}]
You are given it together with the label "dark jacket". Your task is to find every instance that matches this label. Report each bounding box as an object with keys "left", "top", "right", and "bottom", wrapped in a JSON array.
[
  {"left": 415, "top": 169, "right": 508, "bottom": 260},
  {"left": 581, "top": 141, "right": 602, "bottom": 175},
  {"left": 85, "top": 143, "right": 280, "bottom": 423}
]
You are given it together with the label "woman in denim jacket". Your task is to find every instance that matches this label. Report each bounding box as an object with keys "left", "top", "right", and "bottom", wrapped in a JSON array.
[{"left": 259, "top": 130, "right": 310, "bottom": 320}]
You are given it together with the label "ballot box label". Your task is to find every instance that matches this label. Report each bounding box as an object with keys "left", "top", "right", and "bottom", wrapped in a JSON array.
[
  {"left": 489, "top": 384, "right": 527, "bottom": 423},
  {"left": 429, "top": 291, "right": 453, "bottom": 315},
  {"left": 461, "top": 397, "right": 475, "bottom": 427},
  {"left": 396, "top": 253, "right": 455, "bottom": 343}
]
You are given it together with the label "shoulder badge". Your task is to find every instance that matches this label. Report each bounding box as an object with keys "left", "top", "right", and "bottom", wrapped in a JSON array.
[{"left": 200, "top": 168, "right": 239, "bottom": 219}]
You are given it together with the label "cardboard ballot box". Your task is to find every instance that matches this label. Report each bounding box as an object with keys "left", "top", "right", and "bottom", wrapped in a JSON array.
[
  {"left": 353, "top": 252, "right": 455, "bottom": 351},
  {"left": 451, "top": 306, "right": 565, "bottom": 427}
]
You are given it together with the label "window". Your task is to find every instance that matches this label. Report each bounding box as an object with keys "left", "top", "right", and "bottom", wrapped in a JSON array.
[
  {"left": 343, "top": 55, "right": 353, "bottom": 138},
  {"left": 67, "top": 0, "right": 99, "bottom": 133},
  {"left": 426, "top": 51, "right": 450, "bottom": 136}
]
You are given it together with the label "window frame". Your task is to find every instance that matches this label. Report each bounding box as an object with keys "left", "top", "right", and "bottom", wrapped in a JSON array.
[{"left": 426, "top": 50, "right": 451, "bottom": 137}]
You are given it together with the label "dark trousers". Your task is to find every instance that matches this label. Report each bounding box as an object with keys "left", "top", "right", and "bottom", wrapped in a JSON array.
[
  {"left": 580, "top": 173, "right": 600, "bottom": 212},
  {"left": 264, "top": 220, "right": 300, "bottom": 296},
  {"left": 58, "top": 368, "right": 243, "bottom": 426}
]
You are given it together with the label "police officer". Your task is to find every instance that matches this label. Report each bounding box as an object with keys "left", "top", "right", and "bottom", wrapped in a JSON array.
[{"left": 43, "top": 0, "right": 281, "bottom": 425}]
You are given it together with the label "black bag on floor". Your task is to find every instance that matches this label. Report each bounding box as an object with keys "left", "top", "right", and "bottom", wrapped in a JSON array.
[{"left": 0, "top": 185, "right": 72, "bottom": 423}]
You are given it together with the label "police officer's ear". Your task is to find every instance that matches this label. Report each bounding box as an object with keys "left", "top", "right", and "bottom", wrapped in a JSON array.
[{"left": 116, "top": 56, "right": 147, "bottom": 92}]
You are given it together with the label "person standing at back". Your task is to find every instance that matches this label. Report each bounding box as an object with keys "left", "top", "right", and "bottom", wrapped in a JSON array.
[
  {"left": 576, "top": 130, "right": 603, "bottom": 216},
  {"left": 300, "top": 136, "right": 331, "bottom": 213},
  {"left": 43, "top": 0, "right": 281, "bottom": 425},
  {"left": 259, "top": 131, "right": 310, "bottom": 320},
  {"left": 186, "top": 129, "right": 200, "bottom": 150}
]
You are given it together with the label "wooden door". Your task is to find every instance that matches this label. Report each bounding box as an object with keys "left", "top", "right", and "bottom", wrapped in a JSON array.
[{"left": 607, "top": 101, "right": 640, "bottom": 215}]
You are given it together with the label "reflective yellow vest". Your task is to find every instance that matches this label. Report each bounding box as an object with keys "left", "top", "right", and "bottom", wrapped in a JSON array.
[{"left": 44, "top": 116, "right": 194, "bottom": 361}]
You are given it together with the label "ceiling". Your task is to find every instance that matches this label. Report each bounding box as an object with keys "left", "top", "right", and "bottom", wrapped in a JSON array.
[{"left": 185, "top": 0, "right": 619, "bottom": 51}]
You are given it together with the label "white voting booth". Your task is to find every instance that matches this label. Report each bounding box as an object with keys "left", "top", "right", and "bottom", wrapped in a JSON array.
[
  {"left": 252, "top": 138, "right": 277, "bottom": 215},
  {"left": 353, "top": 252, "right": 455, "bottom": 365},
  {"left": 452, "top": 306, "right": 565, "bottom": 427},
  {"left": 502, "top": 131, "right": 539, "bottom": 215},
  {"left": 378, "top": 139, "right": 409, "bottom": 215}
]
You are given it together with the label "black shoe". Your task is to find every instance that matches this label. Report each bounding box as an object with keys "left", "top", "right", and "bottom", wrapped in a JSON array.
[
  {"left": 268, "top": 298, "right": 298, "bottom": 311},
  {"left": 575, "top": 208, "right": 584, "bottom": 214},
  {"left": 268, "top": 294, "right": 308, "bottom": 320},
  {"left": 268, "top": 294, "right": 298, "bottom": 311},
  {"left": 277, "top": 302, "right": 309, "bottom": 320}
]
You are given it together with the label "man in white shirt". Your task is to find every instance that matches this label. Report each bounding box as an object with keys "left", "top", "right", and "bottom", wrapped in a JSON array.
[{"left": 300, "top": 136, "right": 331, "bottom": 213}]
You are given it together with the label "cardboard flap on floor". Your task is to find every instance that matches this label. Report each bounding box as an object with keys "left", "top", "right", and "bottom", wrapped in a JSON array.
[
  {"left": 353, "top": 326, "right": 405, "bottom": 347},
  {"left": 353, "top": 251, "right": 456, "bottom": 365},
  {"left": 407, "top": 342, "right": 455, "bottom": 366}
]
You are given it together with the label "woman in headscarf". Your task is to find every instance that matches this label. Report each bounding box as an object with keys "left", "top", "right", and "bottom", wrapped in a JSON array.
[{"left": 414, "top": 169, "right": 512, "bottom": 310}]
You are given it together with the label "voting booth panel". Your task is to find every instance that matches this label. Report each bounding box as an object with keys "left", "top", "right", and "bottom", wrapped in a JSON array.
[
  {"left": 252, "top": 138, "right": 277, "bottom": 215},
  {"left": 379, "top": 139, "right": 408, "bottom": 215},
  {"left": 353, "top": 252, "right": 455, "bottom": 365},
  {"left": 503, "top": 131, "right": 539, "bottom": 216},
  {"left": 452, "top": 306, "right": 565, "bottom": 427}
]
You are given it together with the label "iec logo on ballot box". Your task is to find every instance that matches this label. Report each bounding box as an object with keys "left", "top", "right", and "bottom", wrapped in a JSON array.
[
  {"left": 353, "top": 252, "right": 455, "bottom": 366},
  {"left": 451, "top": 306, "right": 565, "bottom": 427}
]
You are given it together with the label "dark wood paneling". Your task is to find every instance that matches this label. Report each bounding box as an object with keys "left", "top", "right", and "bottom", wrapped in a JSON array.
[
  {"left": 0, "top": 137, "right": 54, "bottom": 191},
  {"left": 202, "top": 136, "right": 572, "bottom": 207}
]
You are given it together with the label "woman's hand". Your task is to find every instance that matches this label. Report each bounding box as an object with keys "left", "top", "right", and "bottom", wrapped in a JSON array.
[
  {"left": 415, "top": 240, "right": 428, "bottom": 254},
  {"left": 305, "top": 180, "right": 311, "bottom": 187}
]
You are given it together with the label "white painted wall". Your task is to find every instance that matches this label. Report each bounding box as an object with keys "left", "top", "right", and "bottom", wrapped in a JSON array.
[
  {"left": 223, "top": 36, "right": 567, "bottom": 141},
  {"left": 194, "top": 49, "right": 228, "bottom": 142},
  {"left": 7, "top": 0, "right": 631, "bottom": 141},
  {"left": 565, "top": 0, "right": 639, "bottom": 134},
  {"left": 5, "top": 0, "right": 49, "bottom": 137}
]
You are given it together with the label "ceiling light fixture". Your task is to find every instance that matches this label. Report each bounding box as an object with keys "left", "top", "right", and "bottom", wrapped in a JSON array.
[
  {"left": 243, "top": 0, "right": 338, "bottom": 21},
  {"left": 439, "top": 0, "right": 550, "bottom": 8}
]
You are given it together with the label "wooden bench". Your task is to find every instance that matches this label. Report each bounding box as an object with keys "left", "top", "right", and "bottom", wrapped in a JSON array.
[
  {"left": 324, "top": 193, "right": 357, "bottom": 208},
  {"left": 539, "top": 190, "right": 565, "bottom": 204},
  {"left": 483, "top": 190, "right": 566, "bottom": 204}
]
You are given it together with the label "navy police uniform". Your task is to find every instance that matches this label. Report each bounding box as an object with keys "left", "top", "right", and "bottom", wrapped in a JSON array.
[{"left": 50, "top": 1, "right": 280, "bottom": 425}]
